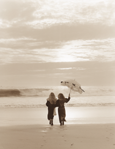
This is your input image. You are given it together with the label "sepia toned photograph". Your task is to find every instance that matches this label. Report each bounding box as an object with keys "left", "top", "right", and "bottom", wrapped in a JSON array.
[{"left": 0, "top": 0, "right": 115, "bottom": 149}]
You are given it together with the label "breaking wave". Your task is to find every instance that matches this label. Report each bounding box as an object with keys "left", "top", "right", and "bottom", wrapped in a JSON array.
[
  {"left": 0, "top": 88, "right": 51, "bottom": 97},
  {"left": 0, "top": 86, "right": 115, "bottom": 97}
]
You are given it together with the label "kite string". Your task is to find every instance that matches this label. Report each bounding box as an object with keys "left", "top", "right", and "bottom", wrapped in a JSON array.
[{"left": 69, "top": 86, "right": 72, "bottom": 95}]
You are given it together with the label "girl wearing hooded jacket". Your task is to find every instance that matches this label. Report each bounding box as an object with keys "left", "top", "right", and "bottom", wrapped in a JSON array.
[{"left": 46, "top": 92, "right": 57, "bottom": 125}]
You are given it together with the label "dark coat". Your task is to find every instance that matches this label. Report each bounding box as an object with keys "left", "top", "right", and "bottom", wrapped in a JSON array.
[
  {"left": 55, "top": 97, "right": 70, "bottom": 123},
  {"left": 46, "top": 101, "right": 55, "bottom": 120}
]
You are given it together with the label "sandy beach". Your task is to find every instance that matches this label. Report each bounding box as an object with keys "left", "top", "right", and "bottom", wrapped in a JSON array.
[
  {"left": 0, "top": 107, "right": 115, "bottom": 149},
  {"left": 0, "top": 124, "right": 115, "bottom": 149}
]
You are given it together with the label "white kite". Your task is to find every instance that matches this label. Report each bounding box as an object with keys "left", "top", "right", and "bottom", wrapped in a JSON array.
[{"left": 61, "top": 79, "right": 85, "bottom": 94}]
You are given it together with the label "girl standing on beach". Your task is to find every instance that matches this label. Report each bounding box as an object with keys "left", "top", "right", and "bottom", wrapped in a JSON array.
[
  {"left": 55, "top": 93, "right": 70, "bottom": 125},
  {"left": 46, "top": 92, "right": 57, "bottom": 126}
]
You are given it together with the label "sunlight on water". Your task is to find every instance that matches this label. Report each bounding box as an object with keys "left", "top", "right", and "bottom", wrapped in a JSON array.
[
  {"left": 66, "top": 107, "right": 82, "bottom": 119},
  {"left": 66, "top": 107, "right": 115, "bottom": 124},
  {"left": 0, "top": 106, "right": 115, "bottom": 126}
]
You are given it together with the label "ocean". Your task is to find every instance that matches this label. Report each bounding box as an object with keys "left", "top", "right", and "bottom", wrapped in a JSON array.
[{"left": 0, "top": 86, "right": 115, "bottom": 108}]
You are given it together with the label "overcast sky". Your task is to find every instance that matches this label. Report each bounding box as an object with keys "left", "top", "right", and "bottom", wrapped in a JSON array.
[{"left": 0, "top": 0, "right": 115, "bottom": 87}]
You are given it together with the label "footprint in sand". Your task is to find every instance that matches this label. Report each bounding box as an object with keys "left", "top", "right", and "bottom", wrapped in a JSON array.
[
  {"left": 71, "top": 143, "right": 74, "bottom": 147},
  {"left": 40, "top": 144, "right": 44, "bottom": 148}
]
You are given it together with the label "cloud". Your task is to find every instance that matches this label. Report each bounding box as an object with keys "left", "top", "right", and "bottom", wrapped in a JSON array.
[
  {"left": 57, "top": 67, "right": 86, "bottom": 70},
  {"left": 0, "top": 0, "right": 115, "bottom": 29},
  {"left": 57, "top": 68, "right": 73, "bottom": 70},
  {"left": 0, "top": 38, "right": 62, "bottom": 50},
  {"left": 0, "top": 19, "right": 11, "bottom": 28},
  {"left": 0, "top": 23, "right": 115, "bottom": 41},
  {"left": 0, "top": 0, "right": 115, "bottom": 65},
  {"left": 0, "top": 0, "right": 35, "bottom": 21},
  {"left": 0, "top": 38, "right": 115, "bottom": 64},
  {"left": 29, "top": 0, "right": 115, "bottom": 29},
  {"left": 0, "top": 0, "right": 115, "bottom": 41}
]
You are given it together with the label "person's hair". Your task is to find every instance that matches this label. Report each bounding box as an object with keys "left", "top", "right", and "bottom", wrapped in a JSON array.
[
  {"left": 48, "top": 92, "right": 57, "bottom": 104},
  {"left": 58, "top": 93, "right": 65, "bottom": 100}
]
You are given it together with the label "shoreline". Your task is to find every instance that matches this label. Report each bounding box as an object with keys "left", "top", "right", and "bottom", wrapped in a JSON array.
[{"left": 0, "top": 106, "right": 115, "bottom": 126}]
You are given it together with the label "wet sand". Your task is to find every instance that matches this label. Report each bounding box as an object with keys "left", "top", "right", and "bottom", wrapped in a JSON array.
[
  {"left": 0, "top": 107, "right": 115, "bottom": 149},
  {"left": 0, "top": 124, "right": 115, "bottom": 149}
]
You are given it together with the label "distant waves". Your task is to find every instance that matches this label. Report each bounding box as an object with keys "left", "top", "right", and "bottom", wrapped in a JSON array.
[
  {"left": 0, "top": 88, "right": 51, "bottom": 97},
  {"left": 0, "top": 86, "right": 115, "bottom": 97},
  {"left": 0, "top": 89, "right": 21, "bottom": 97}
]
